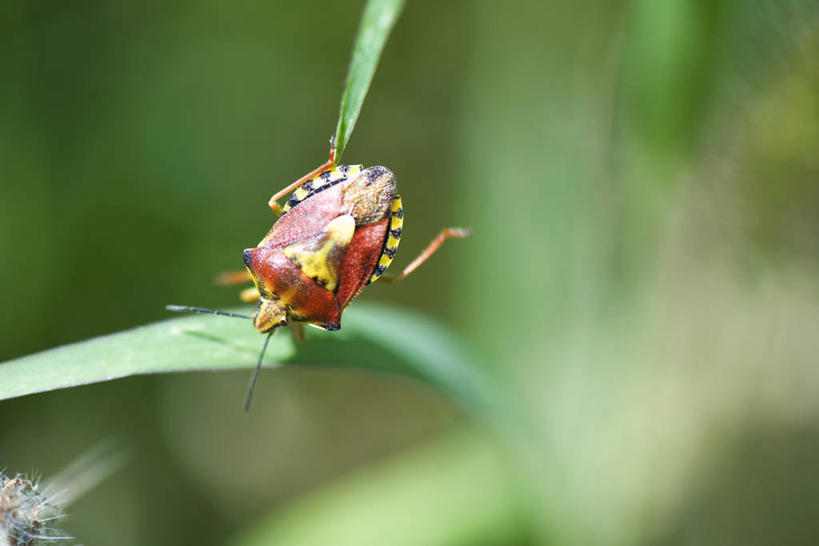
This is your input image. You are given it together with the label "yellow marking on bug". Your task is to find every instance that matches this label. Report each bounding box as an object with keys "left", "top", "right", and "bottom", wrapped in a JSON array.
[
  {"left": 323, "top": 215, "right": 355, "bottom": 242},
  {"left": 369, "top": 195, "right": 403, "bottom": 283},
  {"left": 390, "top": 198, "right": 402, "bottom": 214},
  {"left": 283, "top": 215, "right": 355, "bottom": 292},
  {"left": 254, "top": 297, "right": 288, "bottom": 333},
  {"left": 307, "top": 322, "right": 332, "bottom": 331},
  {"left": 390, "top": 215, "right": 402, "bottom": 232},
  {"left": 293, "top": 187, "right": 309, "bottom": 200}
]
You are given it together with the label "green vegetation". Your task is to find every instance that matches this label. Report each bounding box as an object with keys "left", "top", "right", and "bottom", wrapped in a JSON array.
[{"left": 1, "top": 0, "right": 817, "bottom": 544}]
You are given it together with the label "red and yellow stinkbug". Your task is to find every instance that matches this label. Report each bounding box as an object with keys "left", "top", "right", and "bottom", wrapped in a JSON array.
[{"left": 169, "top": 138, "right": 470, "bottom": 409}]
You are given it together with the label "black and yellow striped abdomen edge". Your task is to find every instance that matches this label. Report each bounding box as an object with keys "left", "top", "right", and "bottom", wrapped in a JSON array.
[
  {"left": 369, "top": 194, "right": 403, "bottom": 283},
  {"left": 281, "top": 164, "right": 363, "bottom": 215}
]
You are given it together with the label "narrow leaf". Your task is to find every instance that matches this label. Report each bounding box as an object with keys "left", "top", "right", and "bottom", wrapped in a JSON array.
[
  {"left": 334, "top": 0, "right": 406, "bottom": 159},
  {"left": 0, "top": 304, "right": 495, "bottom": 415},
  {"left": 0, "top": 312, "right": 294, "bottom": 401}
]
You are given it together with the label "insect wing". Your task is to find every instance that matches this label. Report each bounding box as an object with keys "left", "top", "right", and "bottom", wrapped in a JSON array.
[
  {"left": 336, "top": 218, "right": 390, "bottom": 307},
  {"left": 260, "top": 184, "right": 345, "bottom": 249},
  {"left": 283, "top": 215, "right": 355, "bottom": 292}
]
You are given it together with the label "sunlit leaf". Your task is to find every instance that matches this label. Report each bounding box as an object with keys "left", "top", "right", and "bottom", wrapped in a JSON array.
[
  {"left": 333, "top": 0, "right": 406, "bottom": 159},
  {"left": 0, "top": 309, "right": 293, "bottom": 402},
  {"left": 0, "top": 304, "right": 495, "bottom": 415}
]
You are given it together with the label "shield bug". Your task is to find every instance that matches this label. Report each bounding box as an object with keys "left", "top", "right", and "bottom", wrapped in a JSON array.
[{"left": 169, "top": 138, "right": 470, "bottom": 409}]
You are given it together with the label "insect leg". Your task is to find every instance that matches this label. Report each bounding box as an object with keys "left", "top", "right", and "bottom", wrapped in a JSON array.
[
  {"left": 240, "top": 287, "right": 261, "bottom": 303},
  {"left": 216, "top": 270, "right": 253, "bottom": 285},
  {"left": 268, "top": 137, "right": 338, "bottom": 216},
  {"left": 379, "top": 227, "right": 472, "bottom": 283},
  {"left": 215, "top": 271, "right": 259, "bottom": 302}
]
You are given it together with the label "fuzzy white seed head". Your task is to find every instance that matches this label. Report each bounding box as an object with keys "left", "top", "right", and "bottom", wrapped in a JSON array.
[{"left": 0, "top": 473, "right": 68, "bottom": 546}]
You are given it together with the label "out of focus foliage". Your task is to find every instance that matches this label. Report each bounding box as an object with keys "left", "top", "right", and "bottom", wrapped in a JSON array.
[{"left": 1, "top": 1, "right": 817, "bottom": 545}]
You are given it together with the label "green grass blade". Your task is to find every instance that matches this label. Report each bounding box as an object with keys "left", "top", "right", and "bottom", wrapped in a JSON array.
[
  {"left": 0, "top": 311, "right": 295, "bottom": 401},
  {"left": 0, "top": 304, "right": 495, "bottom": 415},
  {"left": 333, "top": 0, "right": 406, "bottom": 159},
  {"left": 284, "top": 304, "right": 500, "bottom": 415}
]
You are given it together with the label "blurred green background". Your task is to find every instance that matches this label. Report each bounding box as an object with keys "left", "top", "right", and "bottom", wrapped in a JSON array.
[{"left": 2, "top": 0, "right": 818, "bottom": 544}]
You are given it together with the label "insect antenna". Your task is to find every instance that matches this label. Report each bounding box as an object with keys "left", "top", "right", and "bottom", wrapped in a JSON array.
[
  {"left": 244, "top": 332, "right": 273, "bottom": 412},
  {"left": 165, "top": 305, "right": 252, "bottom": 320}
]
